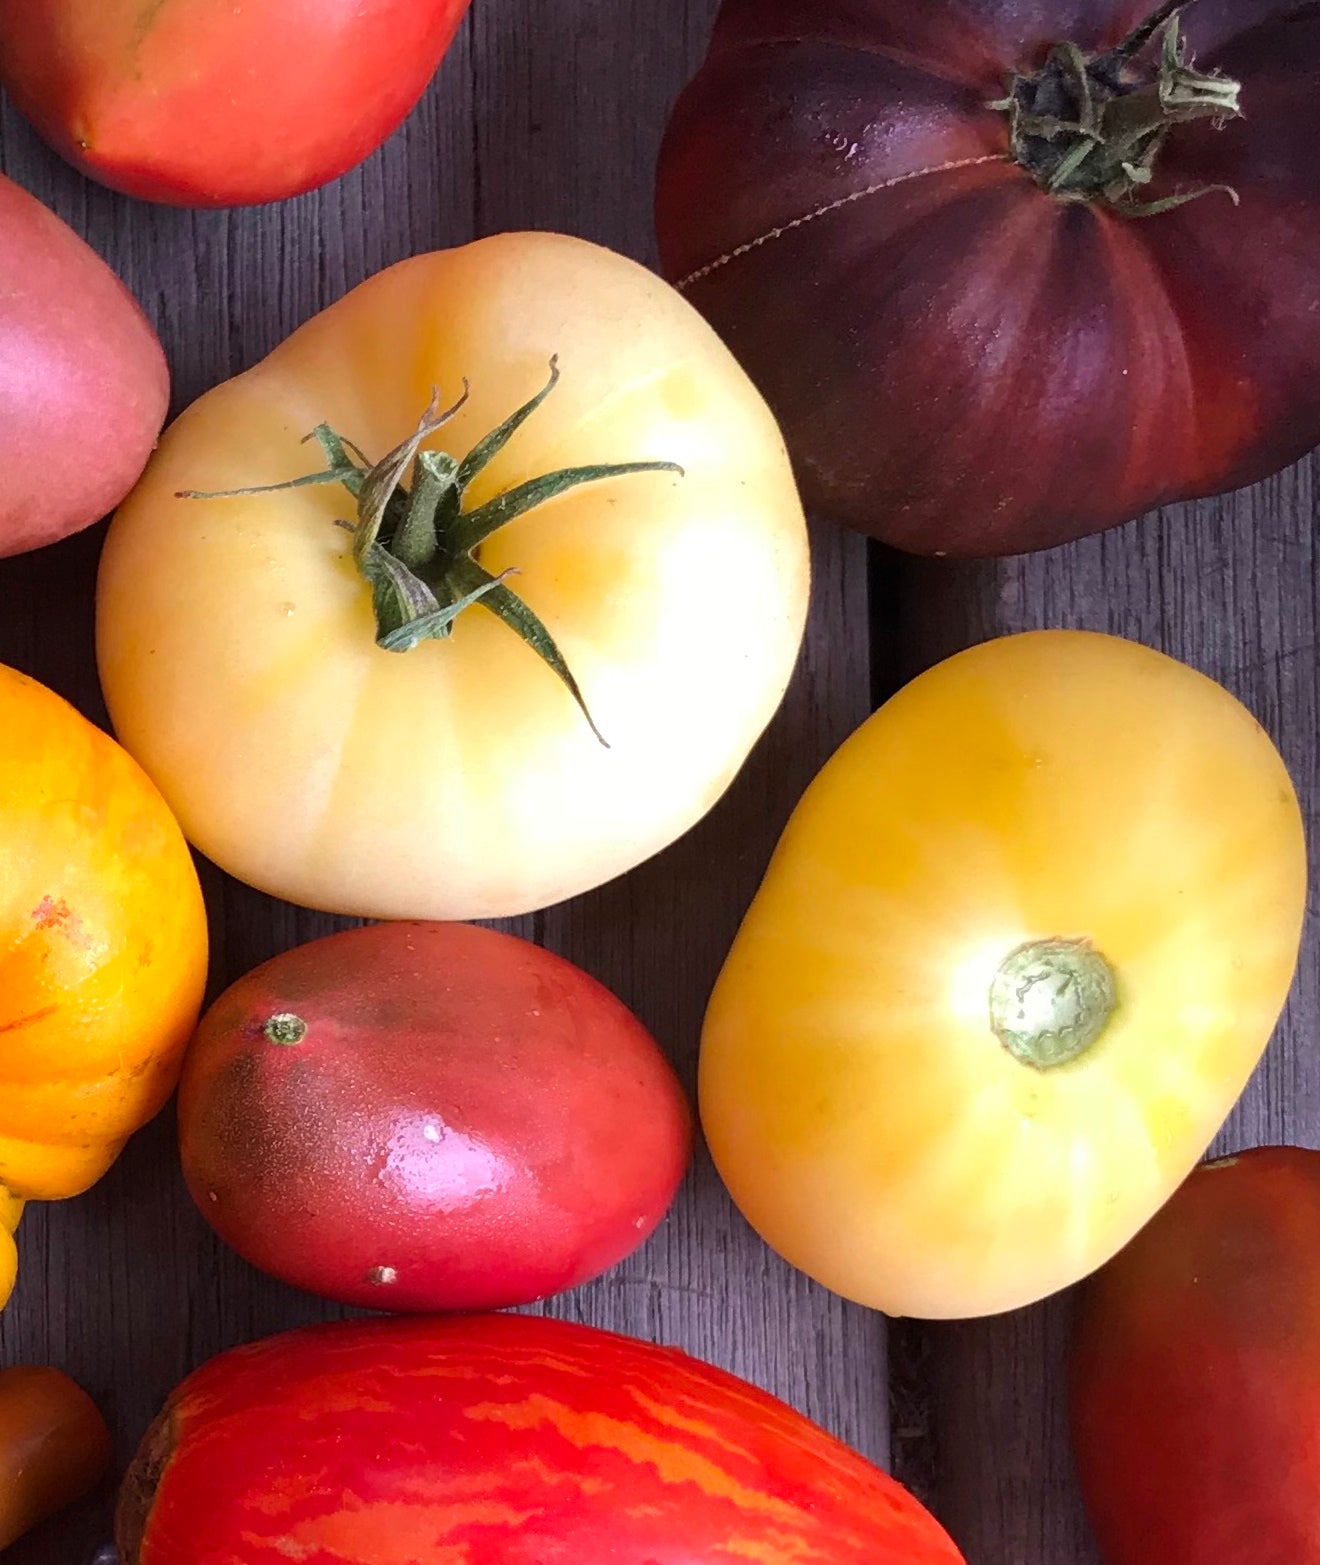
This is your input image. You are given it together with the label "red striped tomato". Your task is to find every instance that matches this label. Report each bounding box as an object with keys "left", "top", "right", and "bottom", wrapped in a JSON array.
[{"left": 117, "top": 1314, "right": 962, "bottom": 1564}]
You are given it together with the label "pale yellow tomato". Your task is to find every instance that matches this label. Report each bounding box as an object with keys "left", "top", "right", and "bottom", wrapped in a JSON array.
[
  {"left": 700, "top": 632, "right": 1308, "bottom": 1320},
  {"left": 97, "top": 233, "right": 808, "bottom": 920}
]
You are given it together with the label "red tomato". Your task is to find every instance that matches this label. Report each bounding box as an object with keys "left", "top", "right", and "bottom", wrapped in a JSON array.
[
  {"left": 1072, "top": 1146, "right": 1320, "bottom": 1565},
  {"left": 117, "top": 1314, "right": 964, "bottom": 1564},
  {"left": 0, "top": 0, "right": 473, "bottom": 206},
  {"left": 177, "top": 923, "right": 693, "bottom": 1312}
]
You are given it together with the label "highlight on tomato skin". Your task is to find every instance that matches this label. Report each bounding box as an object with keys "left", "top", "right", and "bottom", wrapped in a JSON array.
[
  {"left": 115, "top": 1313, "right": 965, "bottom": 1565},
  {"left": 176, "top": 921, "right": 695, "bottom": 1314},
  {"left": 699, "top": 630, "right": 1308, "bottom": 1320},
  {"left": 1071, "top": 1145, "right": 1320, "bottom": 1565},
  {"left": 0, "top": 0, "right": 475, "bottom": 207},
  {"left": 655, "top": 0, "right": 1320, "bottom": 556}
]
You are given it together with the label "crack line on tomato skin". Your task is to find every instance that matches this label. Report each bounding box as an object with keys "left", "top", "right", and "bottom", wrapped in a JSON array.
[{"left": 675, "top": 154, "right": 1011, "bottom": 292}]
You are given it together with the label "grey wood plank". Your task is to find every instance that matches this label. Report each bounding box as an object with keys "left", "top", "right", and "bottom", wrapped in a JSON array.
[
  {"left": 890, "top": 456, "right": 1320, "bottom": 1565},
  {"left": 0, "top": 0, "right": 885, "bottom": 1556},
  {"left": 465, "top": 0, "right": 888, "bottom": 1463},
  {"left": 534, "top": 517, "right": 883, "bottom": 1459}
]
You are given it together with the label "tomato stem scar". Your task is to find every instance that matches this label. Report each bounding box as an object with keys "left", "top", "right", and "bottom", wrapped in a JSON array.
[
  {"left": 990, "top": 939, "right": 1117, "bottom": 1070},
  {"left": 263, "top": 1013, "right": 308, "bottom": 1047}
]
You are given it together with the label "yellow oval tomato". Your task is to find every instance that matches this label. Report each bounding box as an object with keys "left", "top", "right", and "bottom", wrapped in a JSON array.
[
  {"left": 700, "top": 631, "right": 1307, "bottom": 1320},
  {"left": 97, "top": 233, "right": 809, "bottom": 921}
]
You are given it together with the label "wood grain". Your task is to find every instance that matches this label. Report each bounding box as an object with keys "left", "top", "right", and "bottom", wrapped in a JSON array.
[
  {"left": 890, "top": 459, "right": 1320, "bottom": 1565},
  {"left": 0, "top": 1, "right": 885, "bottom": 1558},
  {"left": 5, "top": 3, "right": 1317, "bottom": 1561}
]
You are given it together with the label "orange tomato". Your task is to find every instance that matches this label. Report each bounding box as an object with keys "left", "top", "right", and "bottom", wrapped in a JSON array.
[
  {"left": 0, "top": 1191, "right": 21, "bottom": 1310},
  {"left": 0, "top": 1366, "right": 111, "bottom": 1550},
  {"left": 0, "top": 665, "right": 208, "bottom": 1298}
]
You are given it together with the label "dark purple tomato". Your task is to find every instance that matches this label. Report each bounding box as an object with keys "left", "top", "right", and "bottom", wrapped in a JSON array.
[{"left": 656, "top": 0, "right": 1320, "bottom": 556}]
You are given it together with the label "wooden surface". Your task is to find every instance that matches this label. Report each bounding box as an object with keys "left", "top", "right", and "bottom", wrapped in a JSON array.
[
  {"left": 889, "top": 470, "right": 1320, "bottom": 1563},
  {"left": 0, "top": 3, "right": 1316, "bottom": 1562}
]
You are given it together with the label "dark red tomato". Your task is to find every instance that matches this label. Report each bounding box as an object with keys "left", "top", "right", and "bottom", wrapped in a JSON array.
[
  {"left": 0, "top": 0, "right": 472, "bottom": 207},
  {"left": 117, "top": 1313, "right": 965, "bottom": 1565},
  {"left": 656, "top": 0, "right": 1320, "bottom": 556},
  {"left": 1071, "top": 1146, "right": 1320, "bottom": 1565},
  {"left": 177, "top": 922, "right": 693, "bottom": 1312}
]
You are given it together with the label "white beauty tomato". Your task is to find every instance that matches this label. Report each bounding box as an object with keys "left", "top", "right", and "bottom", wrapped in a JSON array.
[{"left": 97, "top": 233, "right": 809, "bottom": 919}]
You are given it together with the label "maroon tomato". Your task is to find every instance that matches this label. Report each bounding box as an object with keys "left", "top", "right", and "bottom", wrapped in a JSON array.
[
  {"left": 177, "top": 922, "right": 693, "bottom": 1312},
  {"left": 0, "top": 172, "right": 167, "bottom": 557},
  {"left": 1071, "top": 1146, "right": 1320, "bottom": 1565},
  {"left": 0, "top": 0, "right": 473, "bottom": 207},
  {"left": 656, "top": 0, "right": 1320, "bottom": 556},
  {"left": 117, "top": 1313, "right": 965, "bottom": 1565}
]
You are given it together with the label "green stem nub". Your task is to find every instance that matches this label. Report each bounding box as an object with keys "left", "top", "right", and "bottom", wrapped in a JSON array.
[
  {"left": 996, "top": 0, "right": 1242, "bottom": 213},
  {"left": 989, "top": 939, "right": 1117, "bottom": 1071},
  {"left": 263, "top": 1013, "right": 308, "bottom": 1046},
  {"left": 179, "top": 359, "right": 685, "bottom": 746}
]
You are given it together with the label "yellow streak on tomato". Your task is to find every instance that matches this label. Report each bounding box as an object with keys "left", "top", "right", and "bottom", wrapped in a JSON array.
[
  {"left": 623, "top": 1388, "right": 762, "bottom": 1462},
  {"left": 724, "top": 1537, "right": 827, "bottom": 1564},
  {"left": 463, "top": 1394, "right": 812, "bottom": 1528},
  {"left": 241, "top": 1500, "right": 539, "bottom": 1560},
  {"left": 701, "top": 631, "right": 1308, "bottom": 1320}
]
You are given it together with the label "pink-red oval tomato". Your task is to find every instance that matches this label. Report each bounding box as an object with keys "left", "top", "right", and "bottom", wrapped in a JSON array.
[
  {"left": 0, "top": 172, "right": 167, "bottom": 557},
  {"left": 701, "top": 632, "right": 1306, "bottom": 1319},
  {"left": 0, "top": 0, "right": 473, "bottom": 206},
  {"left": 178, "top": 922, "right": 693, "bottom": 1312},
  {"left": 97, "top": 233, "right": 809, "bottom": 921},
  {"left": 117, "top": 1314, "right": 965, "bottom": 1565}
]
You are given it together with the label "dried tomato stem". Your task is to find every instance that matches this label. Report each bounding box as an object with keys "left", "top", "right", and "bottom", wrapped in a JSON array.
[
  {"left": 181, "top": 362, "right": 685, "bottom": 745},
  {"left": 1108, "top": 0, "right": 1187, "bottom": 66},
  {"left": 998, "top": 2, "right": 1242, "bottom": 213}
]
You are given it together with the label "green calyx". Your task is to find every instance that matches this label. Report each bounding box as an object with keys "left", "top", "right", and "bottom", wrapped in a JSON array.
[
  {"left": 181, "top": 359, "right": 684, "bottom": 746},
  {"left": 994, "top": 0, "right": 1242, "bottom": 214},
  {"left": 989, "top": 938, "right": 1118, "bottom": 1071}
]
